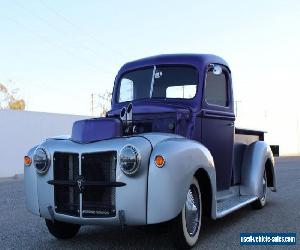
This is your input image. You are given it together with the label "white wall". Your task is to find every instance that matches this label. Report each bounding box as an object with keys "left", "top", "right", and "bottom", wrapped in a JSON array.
[
  {"left": 1, "top": 108, "right": 298, "bottom": 178},
  {"left": 236, "top": 103, "right": 300, "bottom": 156},
  {"left": 0, "top": 109, "right": 90, "bottom": 177}
]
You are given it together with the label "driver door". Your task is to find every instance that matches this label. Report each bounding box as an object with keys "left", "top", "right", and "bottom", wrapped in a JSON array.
[{"left": 201, "top": 64, "right": 235, "bottom": 191}]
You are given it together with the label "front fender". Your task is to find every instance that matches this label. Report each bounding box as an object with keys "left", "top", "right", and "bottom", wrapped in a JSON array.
[
  {"left": 240, "top": 141, "right": 276, "bottom": 198},
  {"left": 24, "top": 145, "right": 40, "bottom": 216},
  {"left": 147, "top": 138, "right": 216, "bottom": 224}
]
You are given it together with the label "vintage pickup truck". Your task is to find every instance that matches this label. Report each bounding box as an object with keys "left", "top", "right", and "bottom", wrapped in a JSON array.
[{"left": 24, "top": 54, "right": 277, "bottom": 249}]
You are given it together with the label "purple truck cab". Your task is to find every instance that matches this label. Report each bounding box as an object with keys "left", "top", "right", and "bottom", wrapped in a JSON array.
[
  {"left": 26, "top": 54, "right": 277, "bottom": 249},
  {"left": 109, "top": 54, "right": 234, "bottom": 190}
]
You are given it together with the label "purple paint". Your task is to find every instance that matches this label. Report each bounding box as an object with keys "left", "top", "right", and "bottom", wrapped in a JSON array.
[
  {"left": 72, "top": 54, "right": 236, "bottom": 190},
  {"left": 71, "top": 118, "right": 122, "bottom": 143}
]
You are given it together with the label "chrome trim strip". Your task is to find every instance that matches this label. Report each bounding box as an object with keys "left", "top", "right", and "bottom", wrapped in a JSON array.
[
  {"left": 80, "top": 194, "right": 83, "bottom": 218},
  {"left": 149, "top": 65, "right": 156, "bottom": 98},
  {"left": 79, "top": 154, "right": 82, "bottom": 218}
]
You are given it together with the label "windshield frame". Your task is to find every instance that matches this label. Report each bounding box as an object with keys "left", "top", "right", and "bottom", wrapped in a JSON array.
[{"left": 115, "top": 64, "right": 200, "bottom": 104}]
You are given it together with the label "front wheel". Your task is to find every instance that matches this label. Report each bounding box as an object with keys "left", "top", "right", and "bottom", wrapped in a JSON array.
[
  {"left": 169, "top": 177, "right": 202, "bottom": 249},
  {"left": 45, "top": 219, "right": 81, "bottom": 239}
]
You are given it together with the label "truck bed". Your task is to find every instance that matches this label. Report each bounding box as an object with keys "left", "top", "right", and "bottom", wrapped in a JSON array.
[{"left": 235, "top": 127, "right": 265, "bottom": 145}]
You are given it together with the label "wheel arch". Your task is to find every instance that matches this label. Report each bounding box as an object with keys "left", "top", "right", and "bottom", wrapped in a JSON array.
[
  {"left": 194, "top": 168, "right": 212, "bottom": 217},
  {"left": 146, "top": 137, "right": 217, "bottom": 224},
  {"left": 265, "top": 157, "right": 276, "bottom": 190}
]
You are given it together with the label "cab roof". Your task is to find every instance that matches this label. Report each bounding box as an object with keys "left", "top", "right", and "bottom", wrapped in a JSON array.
[
  {"left": 117, "top": 54, "right": 229, "bottom": 75},
  {"left": 111, "top": 54, "right": 230, "bottom": 110}
]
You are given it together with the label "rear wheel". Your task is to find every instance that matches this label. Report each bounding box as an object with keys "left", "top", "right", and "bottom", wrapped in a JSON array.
[
  {"left": 169, "top": 177, "right": 202, "bottom": 249},
  {"left": 251, "top": 170, "right": 267, "bottom": 209},
  {"left": 45, "top": 219, "right": 81, "bottom": 239}
]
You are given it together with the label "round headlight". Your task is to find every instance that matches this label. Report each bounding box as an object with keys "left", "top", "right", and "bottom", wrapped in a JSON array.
[
  {"left": 33, "top": 148, "right": 51, "bottom": 174},
  {"left": 120, "top": 145, "right": 140, "bottom": 175}
]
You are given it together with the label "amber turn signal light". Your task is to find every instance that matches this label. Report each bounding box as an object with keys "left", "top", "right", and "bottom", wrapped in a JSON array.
[
  {"left": 155, "top": 155, "right": 165, "bottom": 168},
  {"left": 24, "top": 156, "right": 32, "bottom": 166}
]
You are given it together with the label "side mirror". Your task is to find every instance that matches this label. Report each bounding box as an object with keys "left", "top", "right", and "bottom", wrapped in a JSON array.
[{"left": 213, "top": 65, "right": 222, "bottom": 75}]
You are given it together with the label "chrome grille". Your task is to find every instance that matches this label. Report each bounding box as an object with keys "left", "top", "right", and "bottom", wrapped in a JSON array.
[
  {"left": 53, "top": 151, "right": 117, "bottom": 218},
  {"left": 54, "top": 153, "right": 79, "bottom": 216},
  {"left": 81, "top": 152, "right": 116, "bottom": 217}
]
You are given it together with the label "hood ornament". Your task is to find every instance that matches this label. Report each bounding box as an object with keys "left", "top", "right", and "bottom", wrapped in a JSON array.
[{"left": 76, "top": 177, "right": 85, "bottom": 193}]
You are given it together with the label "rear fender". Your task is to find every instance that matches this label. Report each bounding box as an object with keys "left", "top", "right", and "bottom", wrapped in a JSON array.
[
  {"left": 240, "top": 141, "right": 276, "bottom": 198},
  {"left": 147, "top": 138, "right": 216, "bottom": 224}
]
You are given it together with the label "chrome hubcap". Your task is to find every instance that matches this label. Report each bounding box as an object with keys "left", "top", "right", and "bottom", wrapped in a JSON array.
[{"left": 185, "top": 184, "right": 200, "bottom": 237}]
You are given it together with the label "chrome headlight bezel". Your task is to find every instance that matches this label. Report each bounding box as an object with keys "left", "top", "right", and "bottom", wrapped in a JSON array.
[
  {"left": 119, "top": 145, "right": 140, "bottom": 176},
  {"left": 33, "top": 147, "right": 51, "bottom": 174}
]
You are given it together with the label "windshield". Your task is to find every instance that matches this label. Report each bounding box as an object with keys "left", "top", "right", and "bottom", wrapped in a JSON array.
[{"left": 117, "top": 65, "right": 198, "bottom": 103}]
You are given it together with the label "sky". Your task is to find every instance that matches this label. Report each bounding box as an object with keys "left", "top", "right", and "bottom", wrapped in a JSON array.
[{"left": 0, "top": 0, "right": 300, "bottom": 153}]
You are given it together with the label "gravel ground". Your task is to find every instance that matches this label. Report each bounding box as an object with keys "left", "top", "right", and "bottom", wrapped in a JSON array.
[{"left": 0, "top": 157, "right": 299, "bottom": 249}]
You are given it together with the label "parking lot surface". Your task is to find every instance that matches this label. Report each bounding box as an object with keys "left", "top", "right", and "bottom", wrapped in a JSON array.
[{"left": 0, "top": 157, "right": 299, "bottom": 249}]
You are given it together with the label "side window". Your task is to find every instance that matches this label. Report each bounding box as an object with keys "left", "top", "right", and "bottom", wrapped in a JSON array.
[
  {"left": 119, "top": 78, "right": 133, "bottom": 102},
  {"left": 204, "top": 65, "right": 228, "bottom": 106}
]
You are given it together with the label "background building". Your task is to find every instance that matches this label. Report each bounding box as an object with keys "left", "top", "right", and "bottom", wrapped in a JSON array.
[{"left": 0, "top": 109, "right": 89, "bottom": 177}]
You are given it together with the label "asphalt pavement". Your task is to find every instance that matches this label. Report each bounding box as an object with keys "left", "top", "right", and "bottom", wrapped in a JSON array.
[{"left": 0, "top": 157, "right": 299, "bottom": 249}]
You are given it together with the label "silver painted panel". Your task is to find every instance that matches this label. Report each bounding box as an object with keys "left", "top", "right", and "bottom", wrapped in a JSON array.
[
  {"left": 147, "top": 138, "right": 217, "bottom": 224},
  {"left": 24, "top": 145, "right": 39, "bottom": 215},
  {"left": 137, "top": 132, "right": 182, "bottom": 147},
  {"left": 240, "top": 141, "right": 276, "bottom": 197},
  {"left": 25, "top": 132, "right": 219, "bottom": 225},
  {"left": 35, "top": 136, "right": 152, "bottom": 225},
  {"left": 216, "top": 185, "right": 240, "bottom": 201}
]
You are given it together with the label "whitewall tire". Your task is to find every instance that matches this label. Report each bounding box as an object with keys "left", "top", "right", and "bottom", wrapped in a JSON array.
[{"left": 169, "top": 177, "right": 202, "bottom": 249}]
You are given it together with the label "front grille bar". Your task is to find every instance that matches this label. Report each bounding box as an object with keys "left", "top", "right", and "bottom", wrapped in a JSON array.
[{"left": 48, "top": 180, "right": 126, "bottom": 189}]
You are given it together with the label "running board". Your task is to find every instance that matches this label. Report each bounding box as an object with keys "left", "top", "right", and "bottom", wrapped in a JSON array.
[{"left": 216, "top": 195, "right": 258, "bottom": 218}]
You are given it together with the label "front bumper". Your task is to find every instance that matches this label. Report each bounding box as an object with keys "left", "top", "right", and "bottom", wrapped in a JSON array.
[
  {"left": 49, "top": 206, "right": 124, "bottom": 226},
  {"left": 25, "top": 136, "right": 152, "bottom": 226}
]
